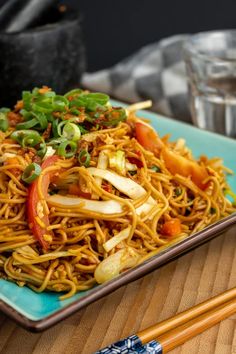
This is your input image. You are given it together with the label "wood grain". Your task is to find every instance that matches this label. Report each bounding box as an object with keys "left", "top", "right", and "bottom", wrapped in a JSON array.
[{"left": 1, "top": 226, "right": 236, "bottom": 354}]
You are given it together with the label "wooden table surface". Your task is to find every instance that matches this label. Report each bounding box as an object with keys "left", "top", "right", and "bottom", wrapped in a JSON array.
[{"left": 1, "top": 227, "right": 236, "bottom": 354}]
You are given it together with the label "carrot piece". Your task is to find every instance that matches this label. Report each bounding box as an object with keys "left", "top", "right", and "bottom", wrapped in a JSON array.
[
  {"left": 68, "top": 184, "right": 91, "bottom": 199},
  {"left": 160, "top": 218, "right": 181, "bottom": 237}
]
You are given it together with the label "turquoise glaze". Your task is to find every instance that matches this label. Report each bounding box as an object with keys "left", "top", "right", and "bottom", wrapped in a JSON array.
[{"left": 1, "top": 105, "right": 236, "bottom": 321}]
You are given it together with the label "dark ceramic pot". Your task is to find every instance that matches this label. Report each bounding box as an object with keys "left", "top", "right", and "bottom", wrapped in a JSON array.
[{"left": 0, "top": 17, "right": 86, "bottom": 107}]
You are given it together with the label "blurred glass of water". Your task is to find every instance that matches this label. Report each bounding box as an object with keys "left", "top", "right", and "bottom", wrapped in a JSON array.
[{"left": 184, "top": 30, "right": 236, "bottom": 138}]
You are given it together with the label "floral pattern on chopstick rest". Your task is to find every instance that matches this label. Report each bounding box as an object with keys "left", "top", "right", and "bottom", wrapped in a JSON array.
[{"left": 95, "top": 334, "right": 162, "bottom": 353}]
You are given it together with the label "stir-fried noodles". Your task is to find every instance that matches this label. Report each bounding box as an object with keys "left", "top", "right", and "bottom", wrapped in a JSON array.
[{"left": 0, "top": 87, "right": 235, "bottom": 299}]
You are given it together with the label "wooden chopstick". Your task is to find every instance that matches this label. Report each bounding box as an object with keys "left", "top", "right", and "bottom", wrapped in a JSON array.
[
  {"left": 158, "top": 298, "right": 236, "bottom": 352},
  {"left": 96, "top": 288, "right": 236, "bottom": 353},
  {"left": 138, "top": 286, "right": 236, "bottom": 344}
]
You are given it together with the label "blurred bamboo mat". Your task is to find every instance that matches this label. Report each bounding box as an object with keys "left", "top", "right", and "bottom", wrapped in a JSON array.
[{"left": 1, "top": 227, "right": 236, "bottom": 354}]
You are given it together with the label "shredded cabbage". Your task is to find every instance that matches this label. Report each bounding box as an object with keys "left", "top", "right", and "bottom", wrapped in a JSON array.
[
  {"left": 94, "top": 247, "right": 140, "bottom": 283},
  {"left": 47, "top": 195, "right": 124, "bottom": 214},
  {"left": 108, "top": 150, "right": 126, "bottom": 174},
  {"left": 103, "top": 226, "right": 131, "bottom": 252}
]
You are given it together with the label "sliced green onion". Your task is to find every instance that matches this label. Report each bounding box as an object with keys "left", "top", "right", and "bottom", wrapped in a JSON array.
[
  {"left": 0, "top": 107, "right": 10, "bottom": 113},
  {"left": 78, "top": 125, "right": 88, "bottom": 134},
  {"left": 102, "top": 108, "right": 127, "bottom": 126},
  {"left": 0, "top": 110, "right": 9, "bottom": 132},
  {"left": 86, "top": 93, "right": 109, "bottom": 106},
  {"left": 22, "top": 91, "right": 32, "bottom": 110},
  {"left": 129, "top": 170, "right": 137, "bottom": 176},
  {"left": 78, "top": 149, "right": 91, "bottom": 167},
  {"left": 22, "top": 135, "right": 42, "bottom": 148},
  {"left": 175, "top": 187, "right": 182, "bottom": 196},
  {"left": 64, "top": 88, "right": 83, "bottom": 99},
  {"left": 20, "top": 109, "right": 32, "bottom": 120},
  {"left": 37, "top": 142, "right": 47, "bottom": 157},
  {"left": 47, "top": 116, "right": 59, "bottom": 137},
  {"left": 57, "top": 120, "right": 68, "bottom": 137},
  {"left": 16, "top": 118, "right": 38, "bottom": 130},
  {"left": 210, "top": 207, "right": 216, "bottom": 214},
  {"left": 150, "top": 165, "right": 161, "bottom": 173},
  {"left": 70, "top": 108, "right": 80, "bottom": 115},
  {"left": 32, "top": 101, "right": 54, "bottom": 114},
  {"left": 11, "top": 130, "right": 42, "bottom": 146},
  {"left": 48, "top": 137, "right": 66, "bottom": 146},
  {"left": 32, "top": 112, "right": 48, "bottom": 130},
  {"left": 52, "top": 95, "right": 69, "bottom": 111},
  {"left": 62, "top": 122, "right": 81, "bottom": 141},
  {"left": 22, "top": 163, "right": 41, "bottom": 183},
  {"left": 69, "top": 92, "right": 110, "bottom": 112},
  {"left": 57, "top": 140, "right": 77, "bottom": 158}
]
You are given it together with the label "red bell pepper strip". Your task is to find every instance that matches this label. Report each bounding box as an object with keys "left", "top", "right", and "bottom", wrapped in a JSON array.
[
  {"left": 135, "top": 121, "right": 209, "bottom": 190},
  {"left": 27, "top": 155, "right": 59, "bottom": 250}
]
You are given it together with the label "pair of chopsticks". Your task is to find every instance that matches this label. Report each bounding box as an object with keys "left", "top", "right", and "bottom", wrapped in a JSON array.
[{"left": 96, "top": 287, "right": 236, "bottom": 353}]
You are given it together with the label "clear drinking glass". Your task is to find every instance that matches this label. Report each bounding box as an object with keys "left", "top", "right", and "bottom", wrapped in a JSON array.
[{"left": 184, "top": 30, "right": 236, "bottom": 138}]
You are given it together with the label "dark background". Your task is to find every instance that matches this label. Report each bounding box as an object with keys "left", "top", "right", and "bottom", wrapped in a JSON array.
[
  {"left": 77, "top": 0, "right": 236, "bottom": 71},
  {"left": 0, "top": 0, "right": 236, "bottom": 72}
]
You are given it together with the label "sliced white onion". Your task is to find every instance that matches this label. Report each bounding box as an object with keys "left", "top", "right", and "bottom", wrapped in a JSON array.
[
  {"left": 103, "top": 226, "right": 131, "bottom": 252},
  {"left": 47, "top": 195, "right": 124, "bottom": 214},
  {"left": 43, "top": 146, "right": 56, "bottom": 160},
  {"left": 88, "top": 167, "right": 151, "bottom": 200},
  {"left": 92, "top": 150, "right": 109, "bottom": 200},
  {"left": 94, "top": 247, "right": 140, "bottom": 284}
]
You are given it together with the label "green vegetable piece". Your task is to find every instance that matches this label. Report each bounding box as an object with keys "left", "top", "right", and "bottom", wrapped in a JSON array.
[
  {"left": 102, "top": 108, "right": 127, "bottom": 126},
  {"left": 57, "top": 140, "right": 77, "bottom": 158},
  {"left": 64, "top": 88, "right": 83, "bottom": 99},
  {"left": 62, "top": 122, "right": 81, "bottom": 141},
  {"left": 22, "top": 163, "right": 42, "bottom": 184},
  {"left": 151, "top": 165, "right": 161, "bottom": 173},
  {"left": 16, "top": 118, "right": 38, "bottom": 130},
  {"left": 86, "top": 93, "right": 109, "bottom": 106},
  {"left": 32, "top": 112, "right": 48, "bottom": 130},
  {"left": 32, "top": 101, "right": 54, "bottom": 114},
  {"left": 78, "top": 125, "right": 88, "bottom": 134},
  {"left": 78, "top": 149, "right": 91, "bottom": 167},
  {"left": 53, "top": 95, "right": 69, "bottom": 112},
  {"left": 210, "top": 207, "right": 216, "bottom": 214},
  {"left": 22, "top": 91, "right": 32, "bottom": 110},
  {"left": 37, "top": 142, "right": 47, "bottom": 157},
  {"left": 0, "top": 111, "right": 9, "bottom": 132},
  {"left": 175, "top": 187, "right": 182, "bottom": 196},
  {"left": 129, "top": 170, "right": 137, "bottom": 176},
  {"left": 11, "top": 130, "right": 42, "bottom": 147}
]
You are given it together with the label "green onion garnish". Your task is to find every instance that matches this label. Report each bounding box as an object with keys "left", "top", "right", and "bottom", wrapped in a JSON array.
[
  {"left": 37, "top": 142, "right": 47, "bottom": 157},
  {"left": 16, "top": 118, "right": 38, "bottom": 130},
  {"left": 22, "top": 163, "right": 41, "bottom": 183},
  {"left": 64, "top": 88, "right": 83, "bottom": 99},
  {"left": 57, "top": 140, "right": 77, "bottom": 158},
  {"left": 210, "top": 207, "right": 216, "bottom": 214},
  {"left": 175, "top": 187, "right": 182, "bottom": 196},
  {"left": 78, "top": 150, "right": 91, "bottom": 167},
  {"left": 11, "top": 130, "right": 42, "bottom": 147},
  {"left": 151, "top": 165, "right": 161, "bottom": 173},
  {"left": 52, "top": 95, "right": 69, "bottom": 111},
  {"left": 62, "top": 122, "right": 81, "bottom": 141},
  {"left": 0, "top": 108, "right": 10, "bottom": 132}
]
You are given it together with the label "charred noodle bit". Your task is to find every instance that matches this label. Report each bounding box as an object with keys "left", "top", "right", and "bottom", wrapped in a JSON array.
[{"left": 0, "top": 87, "right": 235, "bottom": 299}]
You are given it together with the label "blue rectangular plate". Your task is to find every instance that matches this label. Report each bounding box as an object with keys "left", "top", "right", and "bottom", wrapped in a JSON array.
[{"left": 1, "top": 105, "right": 236, "bottom": 331}]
